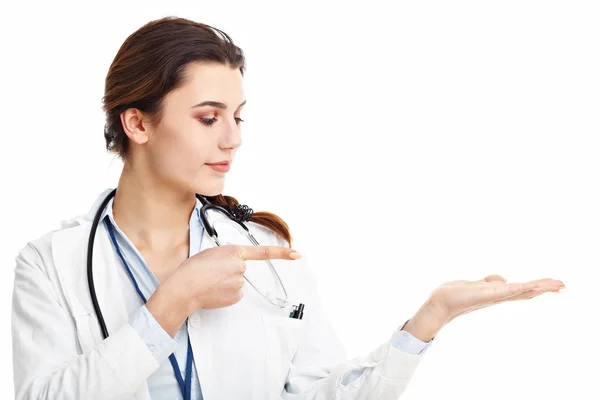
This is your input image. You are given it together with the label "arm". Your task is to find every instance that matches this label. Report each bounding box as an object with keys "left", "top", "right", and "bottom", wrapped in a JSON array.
[
  {"left": 11, "top": 243, "right": 181, "bottom": 400},
  {"left": 277, "top": 238, "right": 563, "bottom": 399},
  {"left": 273, "top": 235, "right": 428, "bottom": 400},
  {"left": 282, "top": 262, "right": 427, "bottom": 400}
]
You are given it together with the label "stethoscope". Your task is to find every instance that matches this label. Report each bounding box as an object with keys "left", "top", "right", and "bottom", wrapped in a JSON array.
[
  {"left": 86, "top": 189, "right": 292, "bottom": 399},
  {"left": 87, "top": 189, "right": 290, "bottom": 340}
]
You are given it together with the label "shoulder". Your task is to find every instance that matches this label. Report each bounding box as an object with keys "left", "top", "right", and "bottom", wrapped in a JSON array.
[
  {"left": 13, "top": 215, "right": 91, "bottom": 311},
  {"left": 15, "top": 213, "right": 90, "bottom": 276}
]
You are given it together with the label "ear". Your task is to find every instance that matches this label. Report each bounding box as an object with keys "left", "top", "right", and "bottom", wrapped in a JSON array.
[{"left": 120, "top": 108, "right": 150, "bottom": 145}]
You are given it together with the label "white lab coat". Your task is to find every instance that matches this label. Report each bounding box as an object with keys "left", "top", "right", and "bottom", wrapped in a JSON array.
[{"left": 12, "top": 191, "right": 425, "bottom": 400}]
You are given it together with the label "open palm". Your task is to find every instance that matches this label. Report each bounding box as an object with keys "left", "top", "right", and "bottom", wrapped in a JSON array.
[{"left": 430, "top": 275, "right": 565, "bottom": 322}]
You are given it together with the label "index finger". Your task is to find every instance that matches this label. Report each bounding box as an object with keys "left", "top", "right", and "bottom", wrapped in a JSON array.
[
  {"left": 486, "top": 282, "right": 539, "bottom": 302},
  {"left": 236, "top": 245, "right": 302, "bottom": 261}
]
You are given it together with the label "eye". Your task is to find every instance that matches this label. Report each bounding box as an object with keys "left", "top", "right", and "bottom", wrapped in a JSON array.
[
  {"left": 200, "top": 118, "right": 217, "bottom": 126},
  {"left": 199, "top": 117, "right": 244, "bottom": 126}
]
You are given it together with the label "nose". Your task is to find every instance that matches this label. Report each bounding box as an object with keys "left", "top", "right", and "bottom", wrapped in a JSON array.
[{"left": 219, "top": 117, "right": 242, "bottom": 151}]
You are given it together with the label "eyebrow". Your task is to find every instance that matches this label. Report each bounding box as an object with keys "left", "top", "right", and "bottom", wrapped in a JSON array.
[{"left": 191, "top": 100, "right": 247, "bottom": 110}]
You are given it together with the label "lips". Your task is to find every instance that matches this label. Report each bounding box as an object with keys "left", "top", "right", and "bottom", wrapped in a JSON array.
[{"left": 206, "top": 161, "right": 231, "bottom": 173}]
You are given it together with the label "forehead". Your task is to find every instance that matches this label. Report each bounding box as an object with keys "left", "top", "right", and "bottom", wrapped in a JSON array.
[{"left": 177, "top": 62, "right": 245, "bottom": 101}]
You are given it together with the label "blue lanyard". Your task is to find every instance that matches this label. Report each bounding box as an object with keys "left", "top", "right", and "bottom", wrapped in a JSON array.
[{"left": 105, "top": 219, "right": 194, "bottom": 400}]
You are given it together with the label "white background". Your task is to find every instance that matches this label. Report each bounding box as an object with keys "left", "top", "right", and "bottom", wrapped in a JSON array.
[{"left": 1, "top": 1, "right": 598, "bottom": 398}]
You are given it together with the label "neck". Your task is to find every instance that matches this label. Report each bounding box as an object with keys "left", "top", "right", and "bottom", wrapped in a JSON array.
[{"left": 112, "top": 164, "right": 196, "bottom": 251}]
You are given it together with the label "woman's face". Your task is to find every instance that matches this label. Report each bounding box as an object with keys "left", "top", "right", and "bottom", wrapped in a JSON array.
[{"left": 138, "top": 62, "right": 245, "bottom": 196}]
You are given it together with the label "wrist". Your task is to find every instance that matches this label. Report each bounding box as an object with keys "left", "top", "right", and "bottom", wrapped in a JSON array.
[
  {"left": 402, "top": 300, "right": 448, "bottom": 342},
  {"left": 146, "top": 281, "right": 192, "bottom": 337}
]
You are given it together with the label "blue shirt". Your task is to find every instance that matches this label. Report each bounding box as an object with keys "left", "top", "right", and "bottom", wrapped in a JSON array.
[{"left": 96, "top": 196, "right": 431, "bottom": 399}]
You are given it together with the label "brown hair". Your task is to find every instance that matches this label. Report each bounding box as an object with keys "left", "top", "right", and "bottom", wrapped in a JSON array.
[{"left": 101, "top": 16, "right": 292, "bottom": 245}]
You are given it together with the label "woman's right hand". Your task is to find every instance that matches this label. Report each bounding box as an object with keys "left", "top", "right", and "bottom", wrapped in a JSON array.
[
  {"left": 146, "top": 245, "right": 301, "bottom": 336},
  {"left": 175, "top": 245, "right": 301, "bottom": 310}
]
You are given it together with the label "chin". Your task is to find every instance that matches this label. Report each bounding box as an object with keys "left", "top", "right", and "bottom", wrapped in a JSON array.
[{"left": 194, "top": 182, "right": 224, "bottom": 197}]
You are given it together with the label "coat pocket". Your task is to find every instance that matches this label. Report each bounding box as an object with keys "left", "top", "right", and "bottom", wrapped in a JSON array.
[{"left": 261, "top": 314, "right": 305, "bottom": 391}]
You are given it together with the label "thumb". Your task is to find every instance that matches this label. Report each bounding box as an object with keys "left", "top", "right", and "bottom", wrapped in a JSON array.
[{"left": 481, "top": 274, "right": 507, "bottom": 283}]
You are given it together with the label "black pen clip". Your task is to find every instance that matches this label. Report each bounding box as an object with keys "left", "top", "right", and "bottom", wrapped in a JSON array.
[{"left": 290, "top": 303, "right": 305, "bottom": 319}]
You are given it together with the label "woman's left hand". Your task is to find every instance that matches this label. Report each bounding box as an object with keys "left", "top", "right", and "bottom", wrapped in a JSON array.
[{"left": 403, "top": 275, "right": 565, "bottom": 342}]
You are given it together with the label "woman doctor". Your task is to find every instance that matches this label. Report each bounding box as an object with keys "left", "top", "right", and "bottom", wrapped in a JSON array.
[{"left": 11, "top": 16, "right": 565, "bottom": 400}]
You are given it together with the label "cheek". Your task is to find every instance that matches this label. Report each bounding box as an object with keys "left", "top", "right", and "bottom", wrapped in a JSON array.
[
  {"left": 156, "top": 133, "right": 191, "bottom": 159},
  {"left": 150, "top": 127, "right": 208, "bottom": 173}
]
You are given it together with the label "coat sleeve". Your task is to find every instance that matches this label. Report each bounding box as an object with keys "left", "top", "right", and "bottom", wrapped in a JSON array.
[
  {"left": 11, "top": 242, "right": 161, "bottom": 400},
  {"left": 276, "top": 236, "right": 427, "bottom": 400}
]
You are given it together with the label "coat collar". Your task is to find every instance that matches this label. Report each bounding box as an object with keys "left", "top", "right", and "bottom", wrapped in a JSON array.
[{"left": 52, "top": 196, "right": 129, "bottom": 331}]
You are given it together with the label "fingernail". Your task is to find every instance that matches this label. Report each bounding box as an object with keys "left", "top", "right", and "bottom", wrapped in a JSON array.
[{"left": 289, "top": 251, "right": 302, "bottom": 259}]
